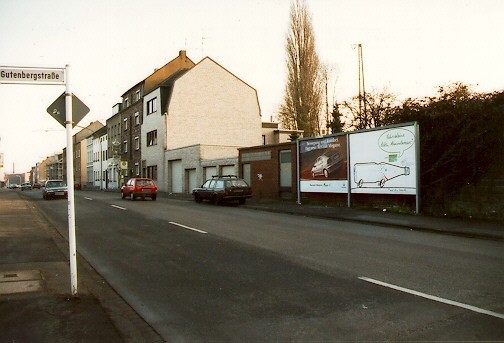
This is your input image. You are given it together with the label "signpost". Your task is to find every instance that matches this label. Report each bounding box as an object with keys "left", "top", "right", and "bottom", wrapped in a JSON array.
[
  {"left": 1, "top": 65, "right": 87, "bottom": 297},
  {"left": 0, "top": 66, "right": 65, "bottom": 85},
  {"left": 47, "top": 92, "right": 90, "bottom": 128}
]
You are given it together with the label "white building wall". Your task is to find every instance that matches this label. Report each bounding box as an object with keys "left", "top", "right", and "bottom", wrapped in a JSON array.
[
  {"left": 140, "top": 57, "right": 262, "bottom": 193},
  {"left": 166, "top": 58, "right": 262, "bottom": 150},
  {"left": 92, "top": 134, "right": 108, "bottom": 189},
  {"left": 142, "top": 88, "right": 167, "bottom": 189},
  {"left": 86, "top": 137, "right": 93, "bottom": 188}
]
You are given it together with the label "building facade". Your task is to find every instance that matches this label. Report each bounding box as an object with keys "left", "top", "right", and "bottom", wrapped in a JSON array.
[{"left": 142, "top": 56, "right": 262, "bottom": 192}]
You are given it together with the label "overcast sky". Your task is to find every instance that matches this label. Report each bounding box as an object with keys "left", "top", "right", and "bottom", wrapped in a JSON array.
[{"left": 1, "top": 0, "right": 503, "bottom": 173}]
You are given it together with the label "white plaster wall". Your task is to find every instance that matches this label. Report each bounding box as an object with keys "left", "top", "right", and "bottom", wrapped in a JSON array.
[
  {"left": 166, "top": 58, "right": 262, "bottom": 150},
  {"left": 142, "top": 88, "right": 166, "bottom": 189}
]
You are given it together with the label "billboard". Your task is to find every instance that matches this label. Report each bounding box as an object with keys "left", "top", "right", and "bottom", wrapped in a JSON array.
[
  {"left": 299, "top": 135, "right": 348, "bottom": 193},
  {"left": 349, "top": 124, "right": 418, "bottom": 195}
]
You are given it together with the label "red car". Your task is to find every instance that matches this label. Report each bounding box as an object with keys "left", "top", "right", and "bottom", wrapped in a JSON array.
[{"left": 121, "top": 178, "right": 158, "bottom": 201}]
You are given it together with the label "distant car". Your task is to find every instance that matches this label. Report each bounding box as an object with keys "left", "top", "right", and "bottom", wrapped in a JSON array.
[
  {"left": 121, "top": 178, "right": 158, "bottom": 201},
  {"left": 192, "top": 175, "right": 252, "bottom": 205},
  {"left": 8, "top": 183, "right": 19, "bottom": 189},
  {"left": 42, "top": 180, "right": 68, "bottom": 200},
  {"left": 20, "top": 182, "right": 32, "bottom": 191},
  {"left": 311, "top": 152, "right": 342, "bottom": 178},
  {"left": 32, "top": 182, "right": 41, "bottom": 189}
]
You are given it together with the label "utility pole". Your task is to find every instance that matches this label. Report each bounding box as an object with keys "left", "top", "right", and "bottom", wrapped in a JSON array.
[{"left": 357, "top": 44, "right": 366, "bottom": 118}]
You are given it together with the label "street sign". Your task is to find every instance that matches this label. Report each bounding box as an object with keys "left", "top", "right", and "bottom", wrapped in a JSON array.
[
  {"left": 3, "top": 64, "right": 80, "bottom": 297},
  {"left": 0, "top": 66, "right": 65, "bottom": 85},
  {"left": 47, "top": 92, "right": 90, "bottom": 128}
]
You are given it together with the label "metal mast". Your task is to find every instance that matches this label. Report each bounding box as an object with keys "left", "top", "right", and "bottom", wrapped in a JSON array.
[{"left": 357, "top": 44, "right": 366, "bottom": 118}]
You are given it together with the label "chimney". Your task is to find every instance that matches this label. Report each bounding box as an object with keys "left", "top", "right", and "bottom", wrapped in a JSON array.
[{"left": 179, "top": 50, "right": 186, "bottom": 59}]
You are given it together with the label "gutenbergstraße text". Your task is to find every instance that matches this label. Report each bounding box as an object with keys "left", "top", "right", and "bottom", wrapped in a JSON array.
[
  {"left": 0, "top": 67, "right": 65, "bottom": 84},
  {"left": 1, "top": 70, "right": 60, "bottom": 81}
]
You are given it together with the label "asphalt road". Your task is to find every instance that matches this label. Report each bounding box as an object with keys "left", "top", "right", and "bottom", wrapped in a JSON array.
[{"left": 26, "top": 190, "right": 504, "bottom": 342}]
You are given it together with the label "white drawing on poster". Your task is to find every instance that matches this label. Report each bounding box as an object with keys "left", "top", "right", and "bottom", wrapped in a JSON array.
[
  {"left": 353, "top": 162, "right": 410, "bottom": 188},
  {"left": 349, "top": 125, "right": 417, "bottom": 194}
]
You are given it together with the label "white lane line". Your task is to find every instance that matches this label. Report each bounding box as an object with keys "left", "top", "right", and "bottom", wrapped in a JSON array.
[
  {"left": 111, "top": 205, "right": 127, "bottom": 210},
  {"left": 84, "top": 197, "right": 93, "bottom": 201},
  {"left": 169, "top": 221, "right": 207, "bottom": 234},
  {"left": 359, "top": 276, "right": 504, "bottom": 320}
]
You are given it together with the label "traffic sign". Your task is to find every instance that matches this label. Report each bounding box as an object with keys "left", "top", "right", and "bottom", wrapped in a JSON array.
[
  {"left": 0, "top": 66, "right": 65, "bottom": 85},
  {"left": 47, "top": 92, "right": 90, "bottom": 128}
]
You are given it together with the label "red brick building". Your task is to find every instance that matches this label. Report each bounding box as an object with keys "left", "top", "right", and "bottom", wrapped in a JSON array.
[{"left": 239, "top": 142, "right": 297, "bottom": 200}]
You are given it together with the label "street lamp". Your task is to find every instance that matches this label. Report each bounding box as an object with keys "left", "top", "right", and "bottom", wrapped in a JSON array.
[{"left": 111, "top": 139, "right": 121, "bottom": 189}]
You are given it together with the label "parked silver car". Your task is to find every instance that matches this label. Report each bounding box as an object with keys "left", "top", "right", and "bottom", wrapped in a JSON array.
[
  {"left": 42, "top": 180, "right": 68, "bottom": 200},
  {"left": 20, "top": 182, "right": 32, "bottom": 191}
]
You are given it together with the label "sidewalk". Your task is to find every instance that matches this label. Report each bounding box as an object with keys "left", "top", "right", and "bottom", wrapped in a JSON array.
[
  {"left": 0, "top": 190, "right": 163, "bottom": 342},
  {"left": 1, "top": 189, "right": 502, "bottom": 342}
]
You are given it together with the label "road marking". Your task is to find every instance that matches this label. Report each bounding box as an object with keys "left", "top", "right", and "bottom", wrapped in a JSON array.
[
  {"left": 358, "top": 276, "right": 504, "bottom": 320},
  {"left": 169, "top": 222, "right": 207, "bottom": 234},
  {"left": 111, "top": 205, "right": 127, "bottom": 211},
  {"left": 84, "top": 197, "right": 93, "bottom": 201}
]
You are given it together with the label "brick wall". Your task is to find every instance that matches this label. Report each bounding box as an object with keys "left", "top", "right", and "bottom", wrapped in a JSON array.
[{"left": 239, "top": 143, "right": 297, "bottom": 200}]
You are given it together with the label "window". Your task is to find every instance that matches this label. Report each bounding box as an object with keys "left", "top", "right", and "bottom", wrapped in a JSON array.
[
  {"left": 147, "top": 97, "right": 157, "bottom": 115},
  {"left": 134, "top": 112, "right": 140, "bottom": 125},
  {"left": 147, "top": 130, "right": 157, "bottom": 146},
  {"left": 124, "top": 97, "right": 129, "bottom": 108},
  {"left": 123, "top": 118, "right": 128, "bottom": 131},
  {"left": 135, "top": 163, "right": 140, "bottom": 176},
  {"left": 135, "top": 136, "right": 140, "bottom": 150},
  {"left": 124, "top": 140, "right": 128, "bottom": 153},
  {"left": 134, "top": 90, "right": 141, "bottom": 102},
  {"left": 147, "top": 165, "right": 158, "bottom": 180}
]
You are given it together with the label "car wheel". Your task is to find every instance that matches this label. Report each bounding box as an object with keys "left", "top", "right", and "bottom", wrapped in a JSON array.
[
  {"left": 130, "top": 193, "right": 135, "bottom": 201},
  {"left": 152, "top": 195, "right": 157, "bottom": 201},
  {"left": 238, "top": 198, "right": 246, "bottom": 205},
  {"left": 323, "top": 169, "right": 329, "bottom": 178},
  {"left": 194, "top": 194, "right": 202, "bottom": 203},
  {"left": 121, "top": 192, "right": 126, "bottom": 199},
  {"left": 213, "top": 195, "right": 221, "bottom": 205}
]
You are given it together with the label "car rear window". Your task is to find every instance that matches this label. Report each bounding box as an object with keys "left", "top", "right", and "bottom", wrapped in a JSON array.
[
  {"left": 47, "top": 181, "right": 66, "bottom": 187},
  {"left": 137, "top": 180, "right": 154, "bottom": 186},
  {"left": 226, "top": 180, "right": 248, "bottom": 187}
]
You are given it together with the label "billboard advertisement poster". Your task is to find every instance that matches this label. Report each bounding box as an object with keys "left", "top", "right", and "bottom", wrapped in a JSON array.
[
  {"left": 299, "top": 135, "right": 348, "bottom": 193},
  {"left": 349, "top": 124, "right": 417, "bottom": 195}
]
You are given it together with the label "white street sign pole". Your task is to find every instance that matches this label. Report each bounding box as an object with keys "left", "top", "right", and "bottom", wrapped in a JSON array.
[
  {"left": 1, "top": 64, "right": 79, "bottom": 297},
  {"left": 65, "top": 64, "right": 78, "bottom": 297}
]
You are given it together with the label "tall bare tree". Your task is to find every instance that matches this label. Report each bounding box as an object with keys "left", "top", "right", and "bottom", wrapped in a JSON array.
[{"left": 279, "top": 0, "right": 323, "bottom": 137}]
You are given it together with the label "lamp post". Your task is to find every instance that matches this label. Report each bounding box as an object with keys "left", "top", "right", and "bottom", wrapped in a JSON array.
[{"left": 111, "top": 139, "right": 121, "bottom": 189}]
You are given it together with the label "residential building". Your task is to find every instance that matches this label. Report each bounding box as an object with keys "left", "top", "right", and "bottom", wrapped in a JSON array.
[
  {"left": 92, "top": 126, "right": 108, "bottom": 189},
  {"left": 116, "top": 50, "right": 194, "bottom": 187},
  {"left": 73, "top": 121, "right": 104, "bottom": 188},
  {"left": 261, "top": 121, "right": 303, "bottom": 145},
  {"left": 143, "top": 56, "right": 262, "bottom": 193},
  {"left": 107, "top": 104, "right": 122, "bottom": 189}
]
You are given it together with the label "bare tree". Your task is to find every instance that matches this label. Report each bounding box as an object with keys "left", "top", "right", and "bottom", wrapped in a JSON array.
[
  {"left": 342, "top": 87, "right": 398, "bottom": 130},
  {"left": 279, "top": 0, "right": 323, "bottom": 137}
]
